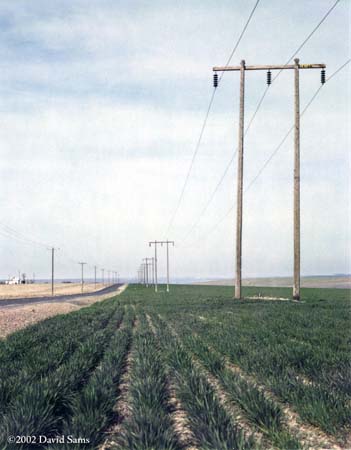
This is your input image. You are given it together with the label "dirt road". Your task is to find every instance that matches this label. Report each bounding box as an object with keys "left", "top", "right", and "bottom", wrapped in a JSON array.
[{"left": 0, "top": 284, "right": 128, "bottom": 338}]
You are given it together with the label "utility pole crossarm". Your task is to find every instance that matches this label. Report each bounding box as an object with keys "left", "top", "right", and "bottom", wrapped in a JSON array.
[
  {"left": 213, "top": 63, "right": 326, "bottom": 72},
  {"left": 78, "top": 262, "right": 87, "bottom": 293},
  {"left": 212, "top": 59, "right": 326, "bottom": 301},
  {"left": 149, "top": 240, "right": 175, "bottom": 293}
]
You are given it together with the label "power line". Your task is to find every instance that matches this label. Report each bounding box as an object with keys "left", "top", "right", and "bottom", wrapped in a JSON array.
[
  {"left": 165, "top": 0, "right": 261, "bottom": 236},
  {"left": 0, "top": 222, "right": 51, "bottom": 249},
  {"left": 245, "top": 59, "right": 350, "bottom": 193},
  {"left": 188, "top": 59, "right": 349, "bottom": 246},
  {"left": 220, "top": 0, "right": 261, "bottom": 82},
  {"left": 180, "top": 151, "right": 236, "bottom": 242},
  {"left": 245, "top": 0, "right": 341, "bottom": 128},
  {"left": 178, "top": 0, "right": 341, "bottom": 243},
  {"left": 165, "top": 88, "right": 216, "bottom": 236}
]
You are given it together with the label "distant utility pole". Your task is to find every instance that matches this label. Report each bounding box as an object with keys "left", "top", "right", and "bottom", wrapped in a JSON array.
[
  {"left": 151, "top": 257, "right": 155, "bottom": 287},
  {"left": 140, "top": 264, "right": 144, "bottom": 285},
  {"left": 141, "top": 264, "right": 146, "bottom": 285},
  {"left": 49, "top": 247, "right": 59, "bottom": 297},
  {"left": 143, "top": 263, "right": 147, "bottom": 285},
  {"left": 149, "top": 240, "right": 175, "bottom": 293},
  {"left": 51, "top": 248, "right": 54, "bottom": 296},
  {"left": 149, "top": 241, "right": 159, "bottom": 292},
  {"left": 162, "top": 240, "right": 174, "bottom": 293},
  {"left": 108, "top": 270, "right": 111, "bottom": 285},
  {"left": 94, "top": 265, "right": 97, "bottom": 289},
  {"left": 213, "top": 59, "right": 326, "bottom": 301},
  {"left": 143, "top": 258, "right": 152, "bottom": 288},
  {"left": 78, "top": 262, "right": 87, "bottom": 293},
  {"left": 101, "top": 268, "right": 105, "bottom": 285}
]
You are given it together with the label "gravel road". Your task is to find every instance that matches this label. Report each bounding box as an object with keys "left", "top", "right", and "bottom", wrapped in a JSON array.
[{"left": 0, "top": 283, "right": 122, "bottom": 308}]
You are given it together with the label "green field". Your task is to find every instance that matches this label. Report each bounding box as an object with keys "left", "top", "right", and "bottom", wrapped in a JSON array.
[{"left": 0, "top": 285, "right": 350, "bottom": 449}]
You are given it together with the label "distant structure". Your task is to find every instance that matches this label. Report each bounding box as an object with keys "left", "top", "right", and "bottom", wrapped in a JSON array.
[
  {"left": 5, "top": 273, "right": 32, "bottom": 285},
  {"left": 5, "top": 276, "right": 21, "bottom": 285}
]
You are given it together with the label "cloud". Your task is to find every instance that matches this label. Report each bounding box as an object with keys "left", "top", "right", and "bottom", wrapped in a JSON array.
[{"left": 0, "top": 0, "right": 349, "bottom": 279}]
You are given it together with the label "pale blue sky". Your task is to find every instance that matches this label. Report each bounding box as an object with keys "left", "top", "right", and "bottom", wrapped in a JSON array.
[{"left": 0, "top": 0, "right": 349, "bottom": 280}]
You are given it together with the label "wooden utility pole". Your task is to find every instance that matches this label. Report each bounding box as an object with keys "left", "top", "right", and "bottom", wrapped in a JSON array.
[
  {"left": 213, "top": 59, "right": 325, "bottom": 300},
  {"left": 49, "top": 247, "right": 59, "bottom": 297},
  {"left": 78, "top": 262, "right": 87, "bottom": 293},
  {"left": 293, "top": 58, "right": 301, "bottom": 300},
  {"left": 142, "top": 264, "right": 146, "bottom": 285},
  {"left": 143, "top": 258, "right": 152, "bottom": 288},
  {"left": 51, "top": 248, "right": 55, "bottom": 297},
  {"left": 162, "top": 240, "right": 175, "bottom": 293},
  {"left": 149, "top": 240, "right": 175, "bottom": 293},
  {"left": 101, "top": 268, "right": 105, "bottom": 286},
  {"left": 94, "top": 265, "right": 97, "bottom": 289},
  {"left": 149, "top": 241, "right": 159, "bottom": 292},
  {"left": 151, "top": 257, "right": 155, "bottom": 287},
  {"left": 236, "top": 60, "right": 245, "bottom": 299}
]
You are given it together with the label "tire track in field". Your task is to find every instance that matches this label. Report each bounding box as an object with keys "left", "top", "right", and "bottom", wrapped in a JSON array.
[
  {"left": 158, "top": 314, "right": 262, "bottom": 448},
  {"left": 99, "top": 316, "right": 138, "bottom": 450},
  {"left": 191, "top": 324, "right": 343, "bottom": 450},
  {"left": 190, "top": 313, "right": 344, "bottom": 450},
  {"left": 146, "top": 313, "right": 198, "bottom": 450},
  {"left": 224, "top": 359, "right": 343, "bottom": 450}
]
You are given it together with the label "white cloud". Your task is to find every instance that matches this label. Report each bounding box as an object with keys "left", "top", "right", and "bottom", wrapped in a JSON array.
[{"left": 0, "top": 0, "right": 349, "bottom": 280}]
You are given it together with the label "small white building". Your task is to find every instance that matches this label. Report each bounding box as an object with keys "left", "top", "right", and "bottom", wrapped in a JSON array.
[{"left": 5, "top": 276, "right": 21, "bottom": 285}]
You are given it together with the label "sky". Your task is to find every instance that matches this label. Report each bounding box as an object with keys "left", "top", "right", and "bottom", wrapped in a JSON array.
[{"left": 0, "top": 0, "right": 349, "bottom": 281}]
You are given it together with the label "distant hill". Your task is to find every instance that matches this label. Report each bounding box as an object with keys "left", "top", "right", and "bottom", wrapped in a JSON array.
[{"left": 195, "top": 275, "right": 351, "bottom": 289}]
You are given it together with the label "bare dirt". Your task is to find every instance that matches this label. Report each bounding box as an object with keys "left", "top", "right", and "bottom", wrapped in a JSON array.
[
  {"left": 195, "top": 276, "right": 351, "bottom": 289},
  {"left": 146, "top": 314, "right": 198, "bottom": 450},
  {"left": 0, "top": 284, "right": 128, "bottom": 339},
  {"left": 0, "top": 282, "right": 105, "bottom": 300}
]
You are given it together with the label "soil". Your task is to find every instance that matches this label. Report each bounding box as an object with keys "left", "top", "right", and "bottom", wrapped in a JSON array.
[
  {"left": 0, "top": 284, "right": 128, "bottom": 339},
  {"left": 0, "top": 282, "right": 105, "bottom": 300}
]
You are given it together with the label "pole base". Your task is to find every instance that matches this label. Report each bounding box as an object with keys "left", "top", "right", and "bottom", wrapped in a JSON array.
[
  {"left": 235, "top": 286, "right": 241, "bottom": 299},
  {"left": 293, "top": 294, "right": 300, "bottom": 301}
]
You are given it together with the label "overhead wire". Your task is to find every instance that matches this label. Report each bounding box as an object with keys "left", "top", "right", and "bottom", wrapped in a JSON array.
[
  {"left": 164, "top": 0, "right": 261, "bottom": 237},
  {"left": 186, "top": 59, "right": 350, "bottom": 247},
  {"left": 0, "top": 222, "right": 51, "bottom": 249},
  {"left": 179, "top": 0, "right": 342, "bottom": 244}
]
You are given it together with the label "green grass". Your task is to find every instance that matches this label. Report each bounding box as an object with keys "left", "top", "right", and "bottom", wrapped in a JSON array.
[
  {"left": 122, "top": 284, "right": 351, "bottom": 442},
  {"left": 0, "top": 284, "right": 349, "bottom": 449},
  {"left": 116, "top": 313, "right": 181, "bottom": 450}
]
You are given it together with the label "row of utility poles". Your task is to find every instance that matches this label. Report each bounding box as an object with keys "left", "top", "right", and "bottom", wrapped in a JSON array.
[
  {"left": 213, "top": 58, "right": 326, "bottom": 300},
  {"left": 138, "top": 240, "right": 174, "bottom": 293},
  {"left": 49, "top": 58, "right": 325, "bottom": 302},
  {"left": 50, "top": 247, "right": 119, "bottom": 296}
]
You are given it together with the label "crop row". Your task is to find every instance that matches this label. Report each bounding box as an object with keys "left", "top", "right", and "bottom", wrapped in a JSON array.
[
  {"left": 0, "top": 302, "right": 126, "bottom": 449},
  {"left": 171, "top": 311, "right": 350, "bottom": 435},
  {"left": 119, "top": 284, "right": 350, "bottom": 442},
  {"left": 52, "top": 307, "right": 135, "bottom": 449},
  {"left": 150, "top": 313, "right": 255, "bottom": 450},
  {"left": 117, "top": 314, "right": 180, "bottom": 449},
  {"left": 0, "top": 297, "right": 121, "bottom": 414},
  {"left": 171, "top": 321, "right": 301, "bottom": 449}
]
